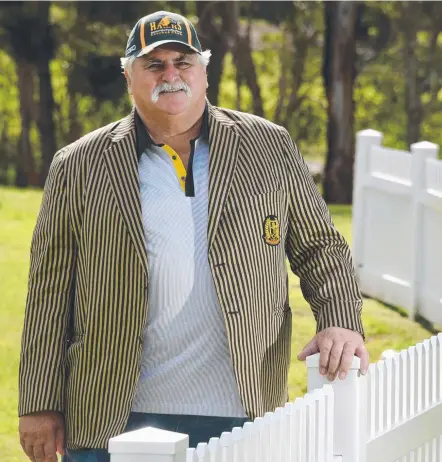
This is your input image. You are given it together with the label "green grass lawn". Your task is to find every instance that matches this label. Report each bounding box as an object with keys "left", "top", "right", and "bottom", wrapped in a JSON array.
[{"left": 0, "top": 186, "right": 436, "bottom": 461}]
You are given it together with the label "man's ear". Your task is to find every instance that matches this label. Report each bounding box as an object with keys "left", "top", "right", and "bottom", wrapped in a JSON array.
[
  {"left": 124, "top": 69, "right": 131, "bottom": 85},
  {"left": 124, "top": 69, "right": 132, "bottom": 95}
]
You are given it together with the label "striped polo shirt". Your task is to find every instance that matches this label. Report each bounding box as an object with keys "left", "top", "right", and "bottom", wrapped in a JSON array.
[{"left": 131, "top": 109, "right": 247, "bottom": 417}]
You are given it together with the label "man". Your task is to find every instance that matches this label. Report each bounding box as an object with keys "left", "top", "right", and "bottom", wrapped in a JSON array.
[{"left": 19, "top": 10, "right": 368, "bottom": 462}]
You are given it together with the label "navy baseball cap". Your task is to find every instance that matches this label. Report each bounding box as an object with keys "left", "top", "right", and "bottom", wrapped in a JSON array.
[{"left": 125, "top": 11, "right": 202, "bottom": 58}]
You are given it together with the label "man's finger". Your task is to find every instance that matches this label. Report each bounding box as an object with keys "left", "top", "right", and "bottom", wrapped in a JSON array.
[
  {"left": 326, "top": 341, "right": 344, "bottom": 380},
  {"left": 32, "top": 442, "right": 45, "bottom": 462},
  {"left": 355, "top": 344, "right": 370, "bottom": 374},
  {"left": 55, "top": 425, "right": 65, "bottom": 456},
  {"left": 297, "top": 337, "right": 319, "bottom": 361},
  {"left": 43, "top": 434, "right": 58, "bottom": 462},
  {"left": 338, "top": 342, "right": 356, "bottom": 379},
  {"left": 22, "top": 440, "right": 36, "bottom": 462},
  {"left": 318, "top": 337, "right": 333, "bottom": 375}
]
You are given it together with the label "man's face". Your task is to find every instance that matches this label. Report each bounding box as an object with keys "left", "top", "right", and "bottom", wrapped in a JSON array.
[{"left": 125, "top": 43, "right": 207, "bottom": 117}]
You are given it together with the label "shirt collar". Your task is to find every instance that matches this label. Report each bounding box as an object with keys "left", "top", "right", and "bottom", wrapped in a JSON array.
[{"left": 135, "top": 104, "right": 209, "bottom": 160}]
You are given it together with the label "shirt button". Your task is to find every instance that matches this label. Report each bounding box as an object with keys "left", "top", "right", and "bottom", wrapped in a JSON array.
[
  {"left": 181, "top": 176, "right": 186, "bottom": 181},
  {"left": 172, "top": 156, "right": 177, "bottom": 160}
]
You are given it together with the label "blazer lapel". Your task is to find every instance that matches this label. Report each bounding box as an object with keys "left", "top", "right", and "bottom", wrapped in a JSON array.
[
  {"left": 207, "top": 105, "right": 241, "bottom": 251},
  {"left": 103, "top": 110, "right": 148, "bottom": 278}
]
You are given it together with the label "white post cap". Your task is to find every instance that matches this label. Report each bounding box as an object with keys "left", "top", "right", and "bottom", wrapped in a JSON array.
[
  {"left": 108, "top": 427, "right": 189, "bottom": 455},
  {"left": 356, "top": 129, "right": 383, "bottom": 139},
  {"left": 410, "top": 141, "right": 439, "bottom": 159}
]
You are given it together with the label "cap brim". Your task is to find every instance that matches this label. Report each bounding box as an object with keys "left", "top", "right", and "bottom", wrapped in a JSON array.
[{"left": 136, "top": 40, "right": 201, "bottom": 57}]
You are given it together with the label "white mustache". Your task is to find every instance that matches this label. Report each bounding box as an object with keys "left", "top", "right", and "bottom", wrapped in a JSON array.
[{"left": 151, "top": 82, "right": 192, "bottom": 103}]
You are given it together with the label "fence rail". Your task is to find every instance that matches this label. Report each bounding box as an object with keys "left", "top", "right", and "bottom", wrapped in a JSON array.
[{"left": 109, "top": 334, "right": 442, "bottom": 462}]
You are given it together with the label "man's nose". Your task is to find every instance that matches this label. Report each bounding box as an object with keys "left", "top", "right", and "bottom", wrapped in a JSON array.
[{"left": 162, "top": 62, "right": 179, "bottom": 82}]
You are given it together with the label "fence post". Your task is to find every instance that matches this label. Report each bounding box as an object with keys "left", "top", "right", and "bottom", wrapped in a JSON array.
[
  {"left": 409, "top": 141, "right": 439, "bottom": 320},
  {"left": 307, "top": 353, "right": 367, "bottom": 462},
  {"left": 352, "top": 130, "right": 383, "bottom": 282},
  {"left": 108, "top": 427, "right": 189, "bottom": 462}
]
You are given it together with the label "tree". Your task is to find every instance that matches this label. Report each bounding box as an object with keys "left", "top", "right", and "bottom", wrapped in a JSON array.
[
  {"left": 0, "top": 2, "right": 39, "bottom": 186},
  {"left": 231, "top": 3, "right": 264, "bottom": 117},
  {"left": 196, "top": 2, "right": 231, "bottom": 106},
  {"left": 395, "top": 1, "right": 442, "bottom": 147},
  {"left": 35, "top": 2, "right": 57, "bottom": 185},
  {"left": 274, "top": 2, "right": 322, "bottom": 129},
  {"left": 322, "top": 1, "right": 358, "bottom": 204}
]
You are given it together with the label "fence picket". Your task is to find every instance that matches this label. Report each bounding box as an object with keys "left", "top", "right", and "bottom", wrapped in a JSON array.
[
  {"left": 408, "top": 346, "right": 416, "bottom": 418},
  {"left": 290, "top": 398, "right": 306, "bottom": 462},
  {"left": 439, "top": 435, "right": 442, "bottom": 462},
  {"left": 231, "top": 427, "right": 243, "bottom": 462},
  {"left": 377, "top": 362, "right": 384, "bottom": 433},
  {"left": 219, "top": 432, "right": 232, "bottom": 462},
  {"left": 429, "top": 337, "right": 437, "bottom": 405},
  {"left": 261, "top": 412, "right": 272, "bottom": 462},
  {"left": 323, "top": 385, "right": 334, "bottom": 462},
  {"left": 187, "top": 447, "right": 198, "bottom": 462},
  {"left": 393, "top": 354, "right": 400, "bottom": 425},
  {"left": 270, "top": 407, "right": 284, "bottom": 462},
  {"left": 196, "top": 442, "right": 208, "bottom": 461},
  {"left": 437, "top": 334, "right": 442, "bottom": 402},
  {"left": 385, "top": 357, "right": 393, "bottom": 430},
  {"left": 242, "top": 421, "right": 254, "bottom": 462},
  {"left": 400, "top": 350, "right": 408, "bottom": 422},
  {"left": 431, "top": 437, "right": 437, "bottom": 462},
  {"left": 280, "top": 403, "right": 291, "bottom": 462},
  {"left": 207, "top": 437, "right": 220, "bottom": 462},
  {"left": 313, "top": 389, "right": 326, "bottom": 462},
  {"left": 305, "top": 393, "right": 316, "bottom": 462},
  {"left": 423, "top": 340, "right": 430, "bottom": 410},
  {"left": 416, "top": 343, "right": 424, "bottom": 414},
  {"left": 368, "top": 363, "right": 376, "bottom": 438},
  {"left": 253, "top": 417, "right": 265, "bottom": 462}
]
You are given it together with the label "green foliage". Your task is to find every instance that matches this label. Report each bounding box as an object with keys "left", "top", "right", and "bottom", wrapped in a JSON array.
[
  {"left": 0, "top": 51, "right": 19, "bottom": 138},
  {"left": 1, "top": 0, "right": 442, "bottom": 185}
]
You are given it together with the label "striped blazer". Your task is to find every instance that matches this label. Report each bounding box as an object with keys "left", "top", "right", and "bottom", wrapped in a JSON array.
[{"left": 19, "top": 104, "right": 364, "bottom": 449}]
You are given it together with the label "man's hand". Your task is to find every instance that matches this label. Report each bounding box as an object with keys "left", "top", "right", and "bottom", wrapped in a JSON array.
[
  {"left": 297, "top": 327, "right": 369, "bottom": 381},
  {"left": 19, "top": 411, "right": 65, "bottom": 462}
]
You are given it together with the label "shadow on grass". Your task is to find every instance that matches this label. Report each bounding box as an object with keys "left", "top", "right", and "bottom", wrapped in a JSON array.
[
  {"left": 327, "top": 204, "right": 352, "bottom": 218},
  {"left": 365, "top": 296, "right": 441, "bottom": 336}
]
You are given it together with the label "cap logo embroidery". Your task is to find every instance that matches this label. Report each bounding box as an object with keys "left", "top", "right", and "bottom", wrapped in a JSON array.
[
  {"left": 150, "top": 16, "right": 183, "bottom": 35},
  {"left": 263, "top": 215, "right": 280, "bottom": 246}
]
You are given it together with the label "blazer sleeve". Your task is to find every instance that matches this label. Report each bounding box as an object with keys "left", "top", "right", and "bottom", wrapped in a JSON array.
[
  {"left": 281, "top": 128, "right": 364, "bottom": 337},
  {"left": 19, "top": 150, "right": 77, "bottom": 416}
]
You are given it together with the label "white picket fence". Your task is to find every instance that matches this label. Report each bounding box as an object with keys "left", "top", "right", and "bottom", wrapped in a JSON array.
[
  {"left": 109, "top": 334, "right": 442, "bottom": 462},
  {"left": 352, "top": 130, "right": 442, "bottom": 324}
]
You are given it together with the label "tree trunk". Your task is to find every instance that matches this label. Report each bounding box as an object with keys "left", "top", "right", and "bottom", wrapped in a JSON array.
[
  {"left": 0, "top": 123, "right": 11, "bottom": 185},
  {"left": 322, "top": 2, "right": 358, "bottom": 204},
  {"left": 36, "top": 2, "right": 57, "bottom": 185},
  {"left": 68, "top": 89, "right": 82, "bottom": 144},
  {"left": 196, "top": 2, "right": 230, "bottom": 106},
  {"left": 282, "top": 4, "right": 311, "bottom": 128},
  {"left": 15, "top": 59, "right": 38, "bottom": 187},
  {"left": 273, "top": 27, "right": 290, "bottom": 125},
  {"left": 400, "top": 3, "right": 422, "bottom": 147},
  {"left": 235, "top": 64, "right": 243, "bottom": 111},
  {"left": 234, "top": 17, "right": 264, "bottom": 117},
  {"left": 226, "top": 2, "right": 264, "bottom": 117}
]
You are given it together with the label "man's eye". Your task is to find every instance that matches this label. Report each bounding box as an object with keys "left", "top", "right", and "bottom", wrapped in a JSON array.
[
  {"left": 176, "top": 61, "right": 191, "bottom": 69},
  {"left": 147, "top": 64, "right": 163, "bottom": 71}
]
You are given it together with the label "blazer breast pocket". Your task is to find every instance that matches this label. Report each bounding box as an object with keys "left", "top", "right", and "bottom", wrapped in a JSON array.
[{"left": 223, "top": 189, "right": 287, "bottom": 248}]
